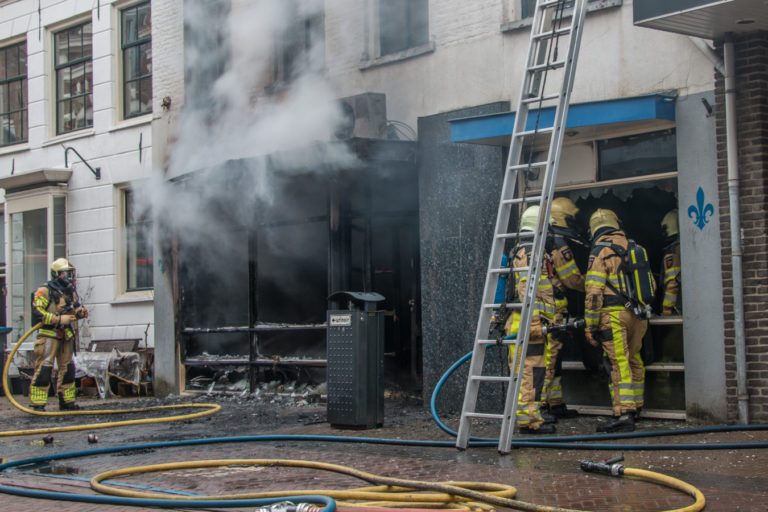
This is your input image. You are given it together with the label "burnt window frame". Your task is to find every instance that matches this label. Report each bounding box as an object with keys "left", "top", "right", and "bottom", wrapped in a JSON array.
[
  {"left": 121, "top": 1, "right": 152, "bottom": 119},
  {"left": 54, "top": 21, "right": 93, "bottom": 135},
  {"left": 0, "top": 40, "right": 28, "bottom": 147}
]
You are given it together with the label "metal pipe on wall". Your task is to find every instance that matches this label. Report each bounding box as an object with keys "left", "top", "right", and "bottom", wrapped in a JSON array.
[{"left": 724, "top": 36, "right": 749, "bottom": 424}]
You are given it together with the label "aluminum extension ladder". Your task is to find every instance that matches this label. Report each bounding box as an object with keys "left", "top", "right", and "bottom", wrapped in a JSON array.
[{"left": 456, "top": 0, "right": 588, "bottom": 453}]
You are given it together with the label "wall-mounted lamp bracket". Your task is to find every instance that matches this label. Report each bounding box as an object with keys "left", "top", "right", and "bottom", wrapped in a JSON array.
[{"left": 64, "top": 146, "right": 101, "bottom": 180}]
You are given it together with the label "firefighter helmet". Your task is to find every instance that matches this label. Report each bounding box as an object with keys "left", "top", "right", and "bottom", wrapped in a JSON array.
[
  {"left": 550, "top": 197, "right": 579, "bottom": 229},
  {"left": 50, "top": 258, "right": 76, "bottom": 280},
  {"left": 661, "top": 209, "right": 679, "bottom": 238},
  {"left": 520, "top": 205, "right": 549, "bottom": 232},
  {"left": 588, "top": 209, "right": 620, "bottom": 238}
]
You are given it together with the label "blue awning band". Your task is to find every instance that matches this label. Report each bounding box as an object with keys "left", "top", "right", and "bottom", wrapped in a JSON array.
[{"left": 449, "top": 94, "right": 676, "bottom": 144}]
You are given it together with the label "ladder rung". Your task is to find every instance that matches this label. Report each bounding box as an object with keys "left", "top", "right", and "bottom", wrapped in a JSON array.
[
  {"left": 464, "top": 412, "right": 505, "bottom": 420},
  {"left": 477, "top": 339, "right": 518, "bottom": 345},
  {"left": 495, "top": 231, "right": 535, "bottom": 240},
  {"left": 539, "top": 0, "right": 566, "bottom": 8},
  {"left": 533, "top": 26, "right": 572, "bottom": 41},
  {"left": 516, "top": 126, "right": 555, "bottom": 138},
  {"left": 483, "top": 303, "right": 523, "bottom": 309},
  {"left": 488, "top": 266, "right": 528, "bottom": 275},
  {"left": 502, "top": 196, "right": 542, "bottom": 206},
  {"left": 522, "top": 93, "right": 560, "bottom": 105},
  {"left": 471, "top": 376, "right": 510, "bottom": 383},
  {"left": 508, "top": 161, "right": 547, "bottom": 171},
  {"left": 528, "top": 60, "right": 566, "bottom": 72}
]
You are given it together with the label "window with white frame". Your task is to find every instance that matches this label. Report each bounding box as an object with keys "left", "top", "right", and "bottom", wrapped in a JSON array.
[
  {"left": 379, "top": 0, "right": 428, "bottom": 56},
  {"left": 273, "top": 0, "right": 324, "bottom": 85},
  {"left": 520, "top": 0, "right": 603, "bottom": 18},
  {"left": 123, "top": 189, "right": 153, "bottom": 291},
  {"left": 121, "top": 2, "right": 152, "bottom": 119},
  {"left": 0, "top": 40, "right": 28, "bottom": 146},
  {"left": 54, "top": 22, "right": 93, "bottom": 134}
]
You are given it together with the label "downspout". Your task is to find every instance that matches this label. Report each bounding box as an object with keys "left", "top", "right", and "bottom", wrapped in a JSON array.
[{"left": 724, "top": 35, "right": 749, "bottom": 424}]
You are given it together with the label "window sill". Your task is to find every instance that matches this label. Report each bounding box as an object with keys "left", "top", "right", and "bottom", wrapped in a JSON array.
[
  {"left": 359, "top": 41, "right": 436, "bottom": 71},
  {"left": 42, "top": 128, "right": 96, "bottom": 148},
  {"left": 501, "top": 0, "right": 622, "bottom": 33},
  {"left": 0, "top": 142, "right": 30, "bottom": 156},
  {"left": 111, "top": 291, "right": 154, "bottom": 305},
  {"left": 109, "top": 114, "right": 153, "bottom": 134}
]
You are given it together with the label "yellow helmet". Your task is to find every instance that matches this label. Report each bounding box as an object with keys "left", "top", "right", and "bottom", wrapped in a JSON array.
[
  {"left": 661, "top": 209, "right": 679, "bottom": 238},
  {"left": 550, "top": 197, "right": 579, "bottom": 228},
  {"left": 588, "top": 209, "right": 620, "bottom": 238},
  {"left": 520, "top": 205, "right": 551, "bottom": 232},
  {"left": 51, "top": 258, "right": 76, "bottom": 279}
]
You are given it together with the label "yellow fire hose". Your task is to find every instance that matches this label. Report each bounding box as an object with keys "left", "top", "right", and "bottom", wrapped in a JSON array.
[
  {"left": 89, "top": 458, "right": 705, "bottom": 512},
  {"left": 1, "top": 324, "right": 220, "bottom": 437}
]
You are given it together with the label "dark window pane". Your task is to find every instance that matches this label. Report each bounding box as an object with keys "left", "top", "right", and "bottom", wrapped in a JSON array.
[
  {"left": 123, "top": 7, "right": 138, "bottom": 44},
  {"left": 84, "top": 61, "right": 92, "bottom": 93},
  {"left": 68, "top": 26, "right": 83, "bottom": 62},
  {"left": 21, "top": 108, "right": 27, "bottom": 141},
  {"left": 379, "top": 0, "right": 428, "bottom": 55},
  {"left": 58, "top": 100, "right": 70, "bottom": 133},
  {"left": 18, "top": 43, "right": 26, "bottom": 72},
  {"left": 72, "top": 97, "right": 85, "bottom": 128},
  {"left": 409, "top": 0, "right": 429, "bottom": 47},
  {"left": 57, "top": 67, "right": 71, "bottom": 99},
  {"left": 139, "top": 77, "right": 151, "bottom": 113},
  {"left": 0, "top": 115, "right": 7, "bottom": 145},
  {"left": 125, "top": 189, "right": 154, "bottom": 291},
  {"left": 125, "top": 80, "right": 140, "bottom": 117},
  {"left": 71, "top": 63, "right": 85, "bottom": 96},
  {"left": 139, "top": 43, "right": 152, "bottom": 75},
  {"left": 0, "top": 49, "right": 6, "bottom": 81},
  {"left": 598, "top": 130, "right": 677, "bottom": 180},
  {"left": 0, "top": 84, "right": 7, "bottom": 112},
  {"left": 82, "top": 23, "right": 92, "bottom": 59},
  {"left": 6, "top": 45, "right": 18, "bottom": 78},
  {"left": 56, "top": 31, "right": 69, "bottom": 65},
  {"left": 8, "top": 80, "right": 22, "bottom": 110},
  {"left": 85, "top": 93, "right": 93, "bottom": 127},
  {"left": 137, "top": 3, "right": 151, "bottom": 40},
  {"left": 125, "top": 46, "right": 139, "bottom": 80},
  {"left": 9, "top": 111, "right": 21, "bottom": 143}
]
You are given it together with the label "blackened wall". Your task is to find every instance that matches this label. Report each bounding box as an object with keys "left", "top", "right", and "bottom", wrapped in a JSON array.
[
  {"left": 715, "top": 32, "right": 768, "bottom": 422},
  {"left": 418, "top": 102, "right": 508, "bottom": 412}
]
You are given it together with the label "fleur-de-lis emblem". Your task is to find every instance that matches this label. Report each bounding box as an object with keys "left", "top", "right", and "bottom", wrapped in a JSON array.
[{"left": 688, "top": 186, "right": 714, "bottom": 231}]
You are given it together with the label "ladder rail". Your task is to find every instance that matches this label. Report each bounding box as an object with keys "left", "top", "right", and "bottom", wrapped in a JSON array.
[
  {"left": 455, "top": 0, "right": 588, "bottom": 452},
  {"left": 498, "top": 0, "right": 589, "bottom": 453}
]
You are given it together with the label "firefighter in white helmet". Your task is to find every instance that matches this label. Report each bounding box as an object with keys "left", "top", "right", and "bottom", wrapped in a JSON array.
[
  {"left": 660, "top": 209, "right": 681, "bottom": 316},
  {"left": 504, "top": 205, "right": 557, "bottom": 434},
  {"left": 584, "top": 209, "right": 647, "bottom": 433},
  {"left": 28, "top": 258, "right": 88, "bottom": 411},
  {"left": 541, "top": 197, "right": 585, "bottom": 420}
]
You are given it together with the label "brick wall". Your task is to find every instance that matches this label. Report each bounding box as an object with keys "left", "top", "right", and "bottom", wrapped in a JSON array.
[{"left": 715, "top": 32, "right": 768, "bottom": 422}]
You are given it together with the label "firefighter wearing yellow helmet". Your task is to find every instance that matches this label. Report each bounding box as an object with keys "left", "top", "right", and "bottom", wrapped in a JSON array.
[
  {"left": 584, "top": 209, "right": 647, "bottom": 432},
  {"left": 28, "top": 258, "right": 88, "bottom": 411},
  {"left": 660, "top": 209, "right": 681, "bottom": 316},
  {"left": 504, "top": 205, "right": 557, "bottom": 434},
  {"left": 541, "top": 197, "right": 585, "bottom": 420}
]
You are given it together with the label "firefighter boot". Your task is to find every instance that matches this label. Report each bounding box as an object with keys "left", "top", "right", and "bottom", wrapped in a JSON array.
[
  {"left": 596, "top": 413, "right": 635, "bottom": 433},
  {"left": 58, "top": 394, "right": 81, "bottom": 411},
  {"left": 549, "top": 404, "right": 579, "bottom": 419},
  {"left": 30, "top": 405, "right": 46, "bottom": 412},
  {"left": 519, "top": 424, "right": 557, "bottom": 435},
  {"left": 540, "top": 407, "right": 558, "bottom": 424}
]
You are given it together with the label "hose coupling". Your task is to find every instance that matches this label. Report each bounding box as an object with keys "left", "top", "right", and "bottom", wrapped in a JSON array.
[{"left": 579, "top": 455, "right": 625, "bottom": 477}]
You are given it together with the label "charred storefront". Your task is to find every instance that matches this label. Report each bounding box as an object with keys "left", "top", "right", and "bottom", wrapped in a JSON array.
[{"left": 158, "top": 138, "right": 420, "bottom": 394}]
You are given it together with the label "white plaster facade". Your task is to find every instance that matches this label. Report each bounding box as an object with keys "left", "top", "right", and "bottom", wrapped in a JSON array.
[{"left": 0, "top": 0, "right": 156, "bottom": 350}]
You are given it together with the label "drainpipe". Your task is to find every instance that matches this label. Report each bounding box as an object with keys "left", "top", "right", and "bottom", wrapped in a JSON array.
[
  {"left": 724, "top": 35, "right": 749, "bottom": 424},
  {"left": 689, "top": 37, "right": 725, "bottom": 76}
]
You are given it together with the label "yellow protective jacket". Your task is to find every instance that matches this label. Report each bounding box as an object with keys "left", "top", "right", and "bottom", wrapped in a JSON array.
[
  {"left": 661, "top": 240, "right": 681, "bottom": 315},
  {"left": 585, "top": 230, "right": 630, "bottom": 329},
  {"left": 548, "top": 234, "right": 585, "bottom": 314},
  {"left": 505, "top": 243, "right": 557, "bottom": 338},
  {"left": 33, "top": 283, "right": 78, "bottom": 340}
]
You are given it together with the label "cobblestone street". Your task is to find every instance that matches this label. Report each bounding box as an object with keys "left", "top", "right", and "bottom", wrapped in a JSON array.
[{"left": 2, "top": 394, "right": 767, "bottom": 511}]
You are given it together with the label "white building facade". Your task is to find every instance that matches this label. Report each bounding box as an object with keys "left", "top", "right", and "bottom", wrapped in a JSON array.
[{"left": 0, "top": 0, "right": 156, "bottom": 357}]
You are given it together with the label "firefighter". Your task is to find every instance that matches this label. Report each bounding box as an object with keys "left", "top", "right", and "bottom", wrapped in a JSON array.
[
  {"left": 584, "top": 209, "right": 647, "bottom": 433},
  {"left": 542, "top": 197, "right": 585, "bottom": 419},
  {"left": 660, "top": 209, "right": 681, "bottom": 316},
  {"left": 28, "top": 258, "right": 88, "bottom": 411},
  {"left": 505, "top": 205, "right": 557, "bottom": 434}
]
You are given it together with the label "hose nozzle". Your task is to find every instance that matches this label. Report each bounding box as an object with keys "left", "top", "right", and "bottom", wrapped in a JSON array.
[{"left": 579, "top": 455, "right": 625, "bottom": 477}]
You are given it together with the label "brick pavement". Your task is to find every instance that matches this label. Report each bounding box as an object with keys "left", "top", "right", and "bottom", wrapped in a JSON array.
[{"left": 1, "top": 394, "right": 768, "bottom": 511}]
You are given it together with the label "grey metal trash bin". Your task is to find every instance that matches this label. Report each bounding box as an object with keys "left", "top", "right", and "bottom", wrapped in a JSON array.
[{"left": 327, "top": 291, "right": 385, "bottom": 429}]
